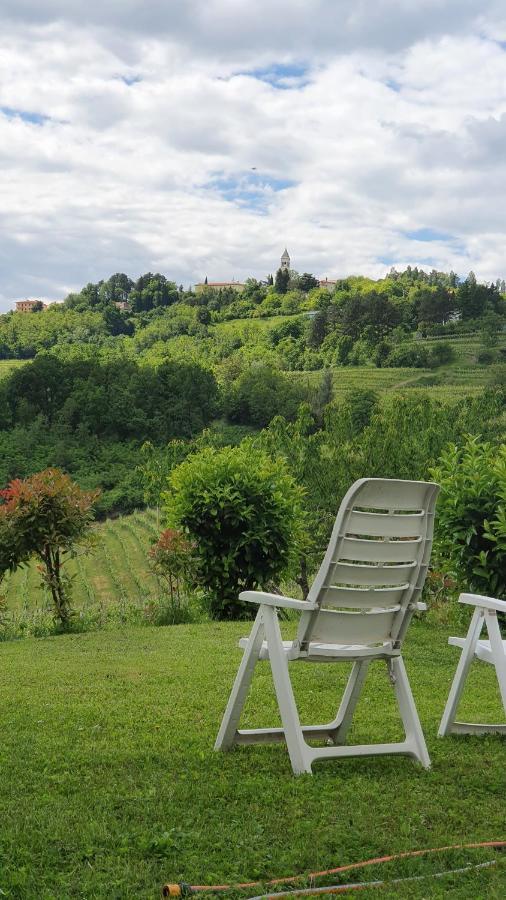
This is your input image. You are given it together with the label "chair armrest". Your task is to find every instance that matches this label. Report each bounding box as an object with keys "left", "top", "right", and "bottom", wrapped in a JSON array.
[
  {"left": 459, "top": 592, "right": 506, "bottom": 613},
  {"left": 239, "top": 590, "right": 316, "bottom": 611}
]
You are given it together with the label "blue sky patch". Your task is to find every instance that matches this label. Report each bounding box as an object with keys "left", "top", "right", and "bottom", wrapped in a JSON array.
[
  {"left": 205, "top": 171, "right": 296, "bottom": 212},
  {"left": 117, "top": 74, "right": 142, "bottom": 86},
  {"left": 235, "top": 62, "right": 310, "bottom": 89},
  {"left": 405, "top": 227, "right": 454, "bottom": 242},
  {"left": 385, "top": 78, "right": 401, "bottom": 92},
  {"left": 1, "top": 106, "right": 51, "bottom": 125}
]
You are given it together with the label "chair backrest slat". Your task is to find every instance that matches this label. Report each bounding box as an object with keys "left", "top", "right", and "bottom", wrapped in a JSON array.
[
  {"left": 321, "top": 585, "right": 404, "bottom": 609},
  {"left": 310, "top": 609, "right": 398, "bottom": 645},
  {"left": 296, "top": 478, "right": 439, "bottom": 650},
  {"left": 346, "top": 510, "right": 425, "bottom": 538},
  {"left": 337, "top": 536, "right": 422, "bottom": 563},
  {"left": 327, "top": 560, "right": 416, "bottom": 587}
]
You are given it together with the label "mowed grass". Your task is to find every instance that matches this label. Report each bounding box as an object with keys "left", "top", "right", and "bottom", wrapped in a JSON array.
[
  {"left": 2, "top": 509, "right": 160, "bottom": 616},
  {"left": 1, "top": 620, "right": 506, "bottom": 898}
]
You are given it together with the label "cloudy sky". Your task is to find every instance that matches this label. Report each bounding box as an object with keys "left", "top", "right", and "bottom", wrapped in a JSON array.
[{"left": 1, "top": 1, "right": 506, "bottom": 310}]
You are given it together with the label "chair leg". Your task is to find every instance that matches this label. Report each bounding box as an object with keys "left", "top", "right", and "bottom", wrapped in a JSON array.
[
  {"left": 391, "top": 657, "right": 431, "bottom": 768},
  {"left": 327, "top": 661, "right": 370, "bottom": 745},
  {"left": 486, "top": 611, "right": 506, "bottom": 714},
  {"left": 214, "top": 608, "right": 265, "bottom": 751},
  {"left": 262, "top": 606, "right": 312, "bottom": 775},
  {"left": 438, "top": 608, "right": 483, "bottom": 737}
]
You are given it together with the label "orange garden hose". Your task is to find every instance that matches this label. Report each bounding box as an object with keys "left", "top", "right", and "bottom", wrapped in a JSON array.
[{"left": 161, "top": 840, "right": 506, "bottom": 896}]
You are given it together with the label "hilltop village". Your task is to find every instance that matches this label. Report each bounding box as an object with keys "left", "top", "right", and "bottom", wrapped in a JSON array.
[
  {"left": 195, "top": 248, "right": 337, "bottom": 294},
  {"left": 13, "top": 249, "right": 337, "bottom": 311}
]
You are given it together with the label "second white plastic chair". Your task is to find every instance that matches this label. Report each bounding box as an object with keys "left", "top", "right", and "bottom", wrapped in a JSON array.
[{"left": 215, "top": 477, "right": 439, "bottom": 774}]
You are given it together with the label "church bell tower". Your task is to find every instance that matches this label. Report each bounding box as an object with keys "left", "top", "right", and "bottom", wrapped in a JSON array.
[{"left": 280, "top": 248, "right": 290, "bottom": 271}]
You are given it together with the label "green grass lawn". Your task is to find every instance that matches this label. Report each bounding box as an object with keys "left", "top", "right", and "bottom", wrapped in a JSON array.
[{"left": 1, "top": 620, "right": 506, "bottom": 898}]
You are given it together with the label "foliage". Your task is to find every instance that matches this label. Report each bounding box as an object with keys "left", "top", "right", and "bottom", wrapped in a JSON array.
[
  {"left": 137, "top": 440, "right": 189, "bottom": 525},
  {"left": 225, "top": 363, "right": 306, "bottom": 427},
  {"left": 430, "top": 437, "right": 506, "bottom": 599},
  {"left": 148, "top": 528, "right": 197, "bottom": 624},
  {"left": 3, "top": 355, "right": 219, "bottom": 442},
  {"left": 164, "top": 445, "right": 303, "bottom": 618},
  {"left": 0, "top": 469, "right": 98, "bottom": 628},
  {"left": 345, "top": 388, "right": 380, "bottom": 435},
  {"left": 274, "top": 267, "right": 290, "bottom": 294}
]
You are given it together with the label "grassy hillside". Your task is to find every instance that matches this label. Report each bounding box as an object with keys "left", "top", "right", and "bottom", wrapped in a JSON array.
[
  {"left": 0, "top": 359, "right": 25, "bottom": 379},
  {"left": 1, "top": 621, "right": 506, "bottom": 898},
  {"left": 1, "top": 508, "right": 161, "bottom": 623}
]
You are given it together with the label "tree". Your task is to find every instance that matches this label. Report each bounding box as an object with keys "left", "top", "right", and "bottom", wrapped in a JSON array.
[
  {"left": 345, "top": 389, "right": 379, "bottom": 435},
  {"left": 298, "top": 273, "right": 319, "bottom": 292},
  {"left": 196, "top": 306, "right": 211, "bottom": 326},
  {"left": 164, "top": 446, "right": 303, "bottom": 618},
  {"left": 0, "top": 469, "right": 99, "bottom": 628},
  {"left": 274, "top": 268, "right": 290, "bottom": 294},
  {"left": 307, "top": 311, "right": 327, "bottom": 348},
  {"left": 103, "top": 305, "right": 133, "bottom": 336},
  {"left": 225, "top": 364, "right": 306, "bottom": 428}
]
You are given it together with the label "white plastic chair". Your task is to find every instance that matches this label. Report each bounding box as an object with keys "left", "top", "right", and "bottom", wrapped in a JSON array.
[
  {"left": 438, "top": 593, "right": 506, "bottom": 737},
  {"left": 215, "top": 477, "right": 439, "bottom": 774}
]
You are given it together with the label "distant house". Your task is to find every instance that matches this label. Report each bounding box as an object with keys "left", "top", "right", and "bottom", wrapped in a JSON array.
[
  {"left": 15, "top": 299, "right": 48, "bottom": 312},
  {"left": 318, "top": 278, "right": 338, "bottom": 290},
  {"left": 194, "top": 281, "right": 245, "bottom": 294},
  {"left": 113, "top": 301, "right": 131, "bottom": 311}
]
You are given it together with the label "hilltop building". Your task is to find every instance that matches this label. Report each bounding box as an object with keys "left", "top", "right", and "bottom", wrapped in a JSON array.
[
  {"left": 15, "top": 299, "right": 48, "bottom": 312},
  {"left": 195, "top": 279, "right": 245, "bottom": 294},
  {"left": 280, "top": 248, "right": 290, "bottom": 271},
  {"left": 318, "top": 278, "right": 338, "bottom": 290}
]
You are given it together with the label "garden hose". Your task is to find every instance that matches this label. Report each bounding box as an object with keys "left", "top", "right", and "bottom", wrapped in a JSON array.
[{"left": 161, "top": 839, "right": 506, "bottom": 897}]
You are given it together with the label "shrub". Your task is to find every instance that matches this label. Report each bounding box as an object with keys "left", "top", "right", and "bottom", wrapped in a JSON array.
[
  {"left": 477, "top": 349, "right": 497, "bottom": 365},
  {"left": 148, "top": 528, "right": 197, "bottom": 624},
  {"left": 430, "top": 437, "right": 506, "bottom": 599},
  {"left": 428, "top": 341, "right": 455, "bottom": 367},
  {"left": 0, "top": 469, "right": 99, "bottom": 629},
  {"left": 386, "top": 343, "right": 430, "bottom": 368},
  {"left": 163, "top": 445, "right": 303, "bottom": 619}
]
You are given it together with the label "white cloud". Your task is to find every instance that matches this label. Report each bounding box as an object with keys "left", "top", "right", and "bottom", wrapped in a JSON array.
[{"left": 0, "top": 2, "right": 506, "bottom": 310}]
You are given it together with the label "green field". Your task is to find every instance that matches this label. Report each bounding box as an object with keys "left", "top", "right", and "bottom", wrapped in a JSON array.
[
  {"left": 1, "top": 509, "right": 161, "bottom": 622},
  {"left": 0, "top": 359, "right": 25, "bottom": 379},
  {"left": 1, "top": 620, "right": 506, "bottom": 898}
]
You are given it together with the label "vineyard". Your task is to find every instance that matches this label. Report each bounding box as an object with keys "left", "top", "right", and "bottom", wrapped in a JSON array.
[
  {"left": 295, "top": 363, "right": 488, "bottom": 399},
  {"left": 1, "top": 508, "right": 162, "bottom": 625}
]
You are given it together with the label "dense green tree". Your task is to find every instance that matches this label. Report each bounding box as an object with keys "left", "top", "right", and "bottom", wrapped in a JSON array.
[
  {"left": 274, "top": 268, "right": 290, "bottom": 294},
  {"left": 225, "top": 364, "right": 306, "bottom": 428},
  {"left": 298, "top": 273, "right": 319, "bottom": 292},
  {"left": 307, "top": 311, "right": 327, "bottom": 348},
  {"left": 130, "top": 274, "right": 179, "bottom": 313}
]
